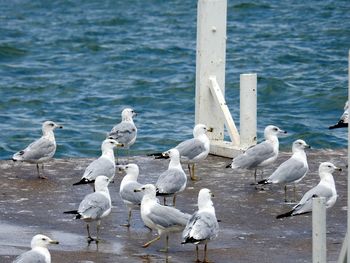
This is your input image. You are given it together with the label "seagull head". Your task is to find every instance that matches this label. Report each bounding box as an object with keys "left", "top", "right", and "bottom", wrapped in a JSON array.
[
  {"left": 102, "top": 138, "right": 124, "bottom": 151},
  {"left": 193, "top": 124, "right": 211, "bottom": 138},
  {"left": 42, "top": 121, "right": 63, "bottom": 134},
  {"left": 264, "top": 125, "right": 287, "bottom": 140},
  {"left": 134, "top": 184, "right": 156, "bottom": 197},
  {"left": 292, "top": 139, "right": 310, "bottom": 152},
  {"left": 118, "top": 163, "right": 139, "bottom": 177},
  {"left": 121, "top": 108, "right": 137, "bottom": 121},
  {"left": 162, "top": 148, "right": 180, "bottom": 160},
  {"left": 94, "top": 175, "right": 110, "bottom": 191},
  {"left": 198, "top": 188, "right": 215, "bottom": 211},
  {"left": 319, "top": 162, "right": 342, "bottom": 177},
  {"left": 31, "top": 234, "right": 59, "bottom": 249}
]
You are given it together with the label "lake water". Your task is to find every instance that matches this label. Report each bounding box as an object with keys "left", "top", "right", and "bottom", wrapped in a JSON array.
[{"left": 0, "top": 0, "right": 349, "bottom": 159}]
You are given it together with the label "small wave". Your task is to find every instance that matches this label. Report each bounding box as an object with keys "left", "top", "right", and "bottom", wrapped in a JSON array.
[{"left": 0, "top": 45, "right": 27, "bottom": 59}]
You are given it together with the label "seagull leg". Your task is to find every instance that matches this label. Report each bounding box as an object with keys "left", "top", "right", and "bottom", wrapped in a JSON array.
[
  {"left": 142, "top": 235, "right": 161, "bottom": 248},
  {"left": 163, "top": 197, "right": 167, "bottom": 206},
  {"left": 87, "top": 224, "right": 95, "bottom": 243},
  {"left": 254, "top": 168, "right": 257, "bottom": 185},
  {"left": 188, "top": 164, "right": 192, "bottom": 178},
  {"left": 96, "top": 220, "right": 101, "bottom": 243},
  {"left": 284, "top": 185, "right": 288, "bottom": 202},
  {"left": 121, "top": 209, "right": 132, "bottom": 227},
  {"left": 195, "top": 245, "right": 200, "bottom": 263},
  {"left": 293, "top": 184, "right": 297, "bottom": 202},
  {"left": 172, "top": 194, "right": 176, "bottom": 207},
  {"left": 203, "top": 243, "right": 209, "bottom": 263},
  {"left": 190, "top": 164, "right": 199, "bottom": 181},
  {"left": 159, "top": 235, "right": 169, "bottom": 252},
  {"left": 37, "top": 164, "right": 48, "bottom": 179}
]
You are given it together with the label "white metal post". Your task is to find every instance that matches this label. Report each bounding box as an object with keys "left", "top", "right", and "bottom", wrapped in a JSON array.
[
  {"left": 195, "top": 0, "right": 227, "bottom": 141},
  {"left": 313, "top": 197, "right": 327, "bottom": 263},
  {"left": 240, "top": 73, "right": 257, "bottom": 149}
]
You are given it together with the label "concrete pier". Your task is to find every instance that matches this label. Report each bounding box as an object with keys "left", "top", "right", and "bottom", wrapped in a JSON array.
[{"left": 0, "top": 149, "right": 347, "bottom": 262}]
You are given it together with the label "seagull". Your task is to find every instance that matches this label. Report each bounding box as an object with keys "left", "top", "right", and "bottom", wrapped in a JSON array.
[
  {"left": 108, "top": 108, "right": 137, "bottom": 159},
  {"left": 329, "top": 100, "right": 348, "bottom": 129},
  {"left": 156, "top": 148, "right": 187, "bottom": 206},
  {"left": 226, "top": 125, "right": 287, "bottom": 184},
  {"left": 73, "top": 138, "right": 123, "bottom": 186},
  {"left": 12, "top": 121, "right": 63, "bottom": 179},
  {"left": 150, "top": 124, "right": 211, "bottom": 181},
  {"left": 258, "top": 139, "right": 310, "bottom": 202},
  {"left": 13, "top": 234, "right": 59, "bottom": 263},
  {"left": 64, "top": 175, "right": 112, "bottom": 243},
  {"left": 276, "top": 162, "right": 341, "bottom": 219},
  {"left": 135, "top": 184, "right": 191, "bottom": 252},
  {"left": 182, "top": 188, "right": 219, "bottom": 263},
  {"left": 119, "top": 163, "right": 144, "bottom": 227}
]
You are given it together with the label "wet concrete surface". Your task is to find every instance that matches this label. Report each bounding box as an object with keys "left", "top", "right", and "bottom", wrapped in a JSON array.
[{"left": 0, "top": 149, "right": 347, "bottom": 263}]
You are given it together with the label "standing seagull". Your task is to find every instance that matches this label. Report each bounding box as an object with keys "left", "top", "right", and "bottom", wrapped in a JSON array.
[
  {"left": 119, "top": 163, "right": 144, "bottom": 227},
  {"left": 13, "top": 234, "right": 59, "bottom": 263},
  {"left": 135, "top": 184, "right": 191, "bottom": 252},
  {"left": 258, "top": 139, "right": 310, "bottom": 202},
  {"left": 276, "top": 162, "right": 341, "bottom": 219},
  {"left": 64, "top": 175, "right": 112, "bottom": 243},
  {"left": 73, "top": 138, "right": 123, "bottom": 186},
  {"left": 108, "top": 108, "right": 137, "bottom": 159},
  {"left": 150, "top": 124, "right": 211, "bottom": 181},
  {"left": 329, "top": 100, "right": 348, "bottom": 129},
  {"left": 226, "top": 125, "right": 287, "bottom": 184},
  {"left": 156, "top": 148, "right": 187, "bottom": 206},
  {"left": 12, "top": 121, "right": 63, "bottom": 179},
  {"left": 182, "top": 188, "right": 219, "bottom": 263}
]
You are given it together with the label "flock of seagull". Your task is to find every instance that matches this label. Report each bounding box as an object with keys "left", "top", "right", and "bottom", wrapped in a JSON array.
[{"left": 9, "top": 104, "right": 347, "bottom": 263}]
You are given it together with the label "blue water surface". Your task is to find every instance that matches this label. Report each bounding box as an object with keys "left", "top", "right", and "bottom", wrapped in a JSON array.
[{"left": 0, "top": 0, "right": 349, "bottom": 159}]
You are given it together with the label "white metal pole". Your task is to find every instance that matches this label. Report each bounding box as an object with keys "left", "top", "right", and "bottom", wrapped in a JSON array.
[
  {"left": 313, "top": 197, "right": 327, "bottom": 263},
  {"left": 240, "top": 73, "right": 257, "bottom": 149},
  {"left": 195, "top": 0, "right": 227, "bottom": 141}
]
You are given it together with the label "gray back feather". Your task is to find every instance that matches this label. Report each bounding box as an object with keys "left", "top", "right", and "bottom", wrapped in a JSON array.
[
  {"left": 13, "top": 250, "right": 47, "bottom": 263},
  {"left": 269, "top": 158, "right": 307, "bottom": 184},
  {"left": 156, "top": 168, "right": 187, "bottom": 194},
  {"left": 120, "top": 181, "right": 144, "bottom": 205},
  {"left": 78, "top": 192, "right": 110, "bottom": 220},
  {"left": 232, "top": 141, "right": 274, "bottom": 169},
  {"left": 14, "top": 137, "right": 56, "bottom": 161},
  {"left": 148, "top": 204, "right": 190, "bottom": 228},
  {"left": 183, "top": 211, "right": 219, "bottom": 242},
  {"left": 83, "top": 157, "right": 115, "bottom": 180},
  {"left": 108, "top": 122, "right": 136, "bottom": 145},
  {"left": 176, "top": 138, "right": 205, "bottom": 160}
]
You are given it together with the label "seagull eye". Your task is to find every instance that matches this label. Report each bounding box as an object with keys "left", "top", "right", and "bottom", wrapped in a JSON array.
[
  {"left": 42, "top": 238, "right": 46, "bottom": 241},
  {"left": 273, "top": 127, "right": 278, "bottom": 131}
]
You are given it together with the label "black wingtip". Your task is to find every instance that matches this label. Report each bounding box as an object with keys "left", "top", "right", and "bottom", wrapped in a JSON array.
[
  {"left": 147, "top": 152, "right": 163, "bottom": 157},
  {"left": 257, "top": 179, "right": 269, "bottom": 185},
  {"left": 276, "top": 210, "right": 294, "bottom": 219},
  {"left": 182, "top": 237, "right": 204, "bottom": 244},
  {"left": 63, "top": 210, "right": 78, "bottom": 214},
  {"left": 225, "top": 163, "right": 232, "bottom": 168},
  {"left": 72, "top": 178, "right": 93, "bottom": 186},
  {"left": 329, "top": 121, "right": 348, "bottom": 129}
]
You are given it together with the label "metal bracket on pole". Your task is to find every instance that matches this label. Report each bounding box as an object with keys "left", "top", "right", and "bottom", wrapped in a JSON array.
[{"left": 209, "top": 75, "right": 240, "bottom": 145}]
